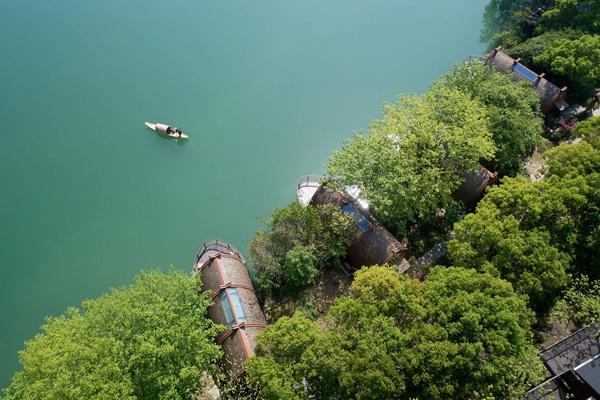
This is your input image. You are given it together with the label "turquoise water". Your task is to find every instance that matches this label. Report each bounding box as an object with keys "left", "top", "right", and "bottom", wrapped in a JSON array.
[{"left": 0, "top": 0, "right": 487, "bottom": 385}]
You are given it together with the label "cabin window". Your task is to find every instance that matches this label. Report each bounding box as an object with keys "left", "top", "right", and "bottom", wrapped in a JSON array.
[
  {"left": 218, "top": 288, "right": 247, "bottom": 327},
  {"left": 341, "top": 203, "right": 370, "bottom": 232},
  {"left": 228, "top": 288, "right": 247, "bottom": 324},
  {"left": 219, "top": 291, "right": 235, "bottom": 326}
]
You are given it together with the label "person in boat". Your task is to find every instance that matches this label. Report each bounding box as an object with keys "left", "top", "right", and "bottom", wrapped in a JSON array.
[{"left": 165, "top": 126, "right": 182, "bottom": 137}]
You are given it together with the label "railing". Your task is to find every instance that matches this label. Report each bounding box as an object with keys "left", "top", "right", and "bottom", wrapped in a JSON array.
[
  {"left": 464, "top": 55, "right": 484, "bottom": 63},
  {"left": 297, "top": 175, "right": 322, "bottom": 191},
  {"left": 194, "top": 238, "right": 244, "bottom": 268}
]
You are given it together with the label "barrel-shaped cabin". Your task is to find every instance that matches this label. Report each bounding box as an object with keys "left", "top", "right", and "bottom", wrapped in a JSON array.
[
  {"left": 298, "top": 177, "right": 410, "bottom": 272},
  {"left": 193, "top": 239, "right": 267, "bottom": 373},
  {"left": 452, "top": 167, "right": 499, "bottom": 209}
]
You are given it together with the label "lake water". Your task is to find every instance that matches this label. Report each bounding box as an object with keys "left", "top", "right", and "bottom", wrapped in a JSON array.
[{"left": 0, "top": 0, "right": 487, "bottom": 385}]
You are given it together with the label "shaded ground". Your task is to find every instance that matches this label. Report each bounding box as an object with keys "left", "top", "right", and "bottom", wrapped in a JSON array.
[
  {"left": 524, "top": 147, "right": 546, "bottom": 182},
  {"left": 538, "top": 302, "right": 579, "bottom": 349},
  {"left": 263, "top": 267, "right": 353, "bottom": 323}
]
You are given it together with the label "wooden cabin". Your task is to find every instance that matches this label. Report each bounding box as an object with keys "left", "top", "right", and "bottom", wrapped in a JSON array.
[
  {"left": 486, "top": 48, "right": 567, "bottom": 114},
  {"left": 298, "top": 178, "right": 410, "bottom": 272},
  {"left": 193, "top": 239, "right": 267, "bottom": 373}
]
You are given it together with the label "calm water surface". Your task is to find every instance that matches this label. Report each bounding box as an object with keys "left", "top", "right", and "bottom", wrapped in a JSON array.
[{"left": 0, "top": 0, "right": 487, "bottom": 384}]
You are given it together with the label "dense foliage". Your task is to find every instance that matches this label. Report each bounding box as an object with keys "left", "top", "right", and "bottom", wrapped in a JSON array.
[
  {"left": 327, "top": 84, "right": 495, "bottom": 236},
  {"left": 249, "top": 202, "right": 354, "bottom": 296},
  {"left": 246, "top": 266, "right": 544, "bottom": 400},
  {"left": 481, "top": 0, "right": 542, "bottom": 44},
  {"left": 1, "top": 270, "right": 222, "bottom": 400},
  {"left": 533, "top": 34, "right": 600, "bottom": 98},
  {"left": 505, "top": 29, "right": 582, "bottom": 67},
  {"left": 573, "top": 115, "right": 600, "bottom": 148},
  {"left": 440, "top": 62, "right": 543, "bottom": 175},
  {"left": 539, "top": 0, "right": 600, "bottom": 34},
  {"left": 448, "top": 193, "right": 571, "bottom": 314}
]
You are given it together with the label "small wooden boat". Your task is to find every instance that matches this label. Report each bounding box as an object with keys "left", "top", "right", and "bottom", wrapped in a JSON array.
[{"left": 145, "top": 122, "right": 189, "bottom": 139}]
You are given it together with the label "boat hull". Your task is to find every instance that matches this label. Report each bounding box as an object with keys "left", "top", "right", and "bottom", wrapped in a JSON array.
[{"left": 144, "top": 122, "right": 188, "bottom": 139}]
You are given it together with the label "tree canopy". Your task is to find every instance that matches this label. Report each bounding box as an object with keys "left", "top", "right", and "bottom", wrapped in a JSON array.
[
  {"left": 440, "top": 62, "right": 543, "bottom": 176},
  {"left": 448, "top": 196, "right": 571, "bottom": 314},
  {"left": 573, "top": 116, "right": 600, "bottom": 149},
  {"left": 533, "top": 34, "right": 600, "bottom": 98},
  {"left": 246, "top": 266, "right": 544, "bottom": 400},
  {"left": 1, "top": 270, "right": 222, "bottom": 400},
  {"left": 505, "top": 29, "right": 582, "bottom": 67},
  {"left": 249, "top": 202, "right": 354, "bottom": 297},
  {"left": 448, "top": 138, "right": 600, "bottom": 315},
  {"left": 539, "top": 0, "right": 600, "bottom": 34},
  {"left": 481, "top": 0, "right": 542, "bottom": 44},
  {"left": 327, "top": 84, "right": 495, "bottom": 236}
]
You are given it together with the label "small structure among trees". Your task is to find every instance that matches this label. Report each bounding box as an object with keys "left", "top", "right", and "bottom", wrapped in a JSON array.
[
  {"left": 452, "top": 167, "right": 499, "bottom": 209},
  {"left": 297, "top": 177, "right": 410, "bottom": 272},
  {"left": 486, "top": 47, "right": 567, "bottom": 114},
  {"left": 194, "top": 239, "right": 267, "bottom": 373}
]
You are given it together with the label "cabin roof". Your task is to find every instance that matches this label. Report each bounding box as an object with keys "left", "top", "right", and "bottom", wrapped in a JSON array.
[
  {"left": 524, "top": 323, "right": 600, "bottom": 400},
  {"left": 485, "top": 49, "right": 566, "bottom": 113},
  {"left": 541, "top": 323, "right": 600, "bottom": 376},
  {"left": 310, "top": 182, "right": 409, "bottom": 270}
]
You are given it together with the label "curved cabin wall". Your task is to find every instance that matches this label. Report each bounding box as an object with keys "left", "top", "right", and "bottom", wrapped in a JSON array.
[
  {"left": 310, "top": 183, "right": 410, "bottom": 272},
  {"left": 193, "top": 240, "right": 267, "bottom": 373}
]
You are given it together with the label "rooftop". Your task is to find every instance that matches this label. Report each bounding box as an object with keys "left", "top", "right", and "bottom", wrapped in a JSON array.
[{"left": 485, "top": 48, "right": 566, "bottom": 113}]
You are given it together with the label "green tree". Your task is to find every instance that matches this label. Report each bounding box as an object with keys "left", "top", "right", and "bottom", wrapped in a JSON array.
[
  {"left": 440, "top": 62, "right": 543, "bottom": 175},
  {"left": 573, "top": 115, "right": 600, "bottom": 149},
  {"left": 505, "top": 29, "right": 582, "bottom": 66},
  {"left": 544, "top": 141, "right": 600, "bottom": 177},
  {"left": 534, "top": 34, "right": 600, "bottom": 98},
  {"left": 281, "top": 246, "right": 318, "bottom": 291},
  {"left": 249, "top": 203, "right": 354, "bottom": 296},
  {"left": 448, "top": 204, "right": 570, "bottom": 314},
  {"left": 2, "top": 270, "right": 222, "bottom": 400},
  {"left": 327, "top": 85, "right": 495, "bottom": 236},
  {"left": 481, "top": 0, "right": 540, "bottom": 44},
  {"left": 246, "top": 266, "right": 544, "bottom": 400},
  {"left": 449, "top": 142, "right": 600, "bottom": 297},
  {"left": 540, "top": 0, "right": 600, "bottom": 34},
  {"left": 246, "top": 313, "right": 323, "bottom": 400}
]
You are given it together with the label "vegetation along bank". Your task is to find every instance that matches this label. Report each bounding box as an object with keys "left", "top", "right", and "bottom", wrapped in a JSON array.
[{"left": 2, "top": 1, "right": 599, "bottom": 399}]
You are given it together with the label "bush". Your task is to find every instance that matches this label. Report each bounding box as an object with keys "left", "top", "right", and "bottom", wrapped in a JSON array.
[
  {"left": 281, "top": 246, "right": 318, "bottom": 290},
  {"left": 249, "top": 203, "right": 354, "bottom": 297},
  {"left": 564, "top": 276, "right": 600, "bottom": 326}
]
